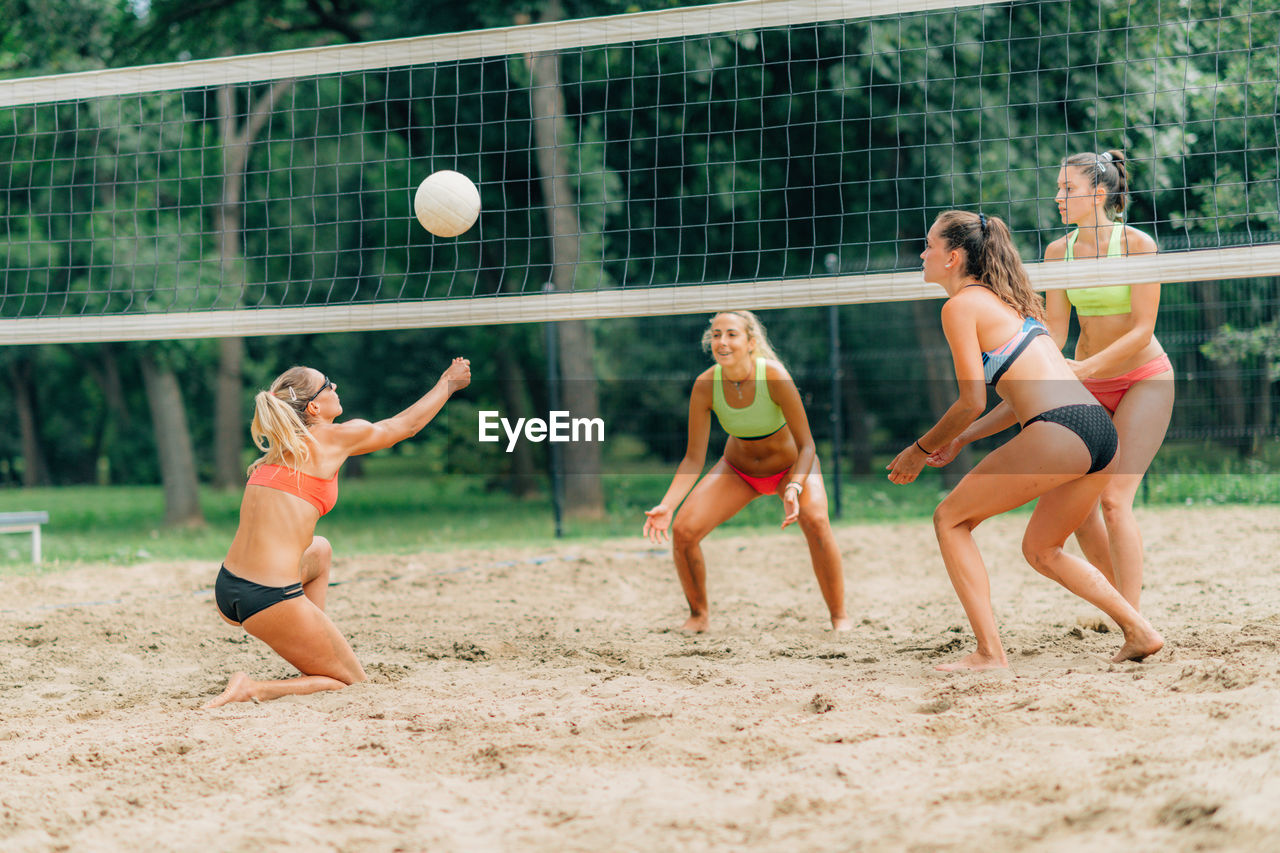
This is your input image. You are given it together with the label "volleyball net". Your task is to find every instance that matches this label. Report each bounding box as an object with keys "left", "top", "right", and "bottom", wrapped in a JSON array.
[{"left": 1, "top": 0, "right": 1277, "bottom": 345}]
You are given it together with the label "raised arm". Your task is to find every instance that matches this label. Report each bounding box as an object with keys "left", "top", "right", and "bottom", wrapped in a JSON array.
[
  {"left": 644, "top": 372, "right": 713, "bottom": 543},
  {"left": 325, "top": 358, "right": 471, "bottom": 458}
]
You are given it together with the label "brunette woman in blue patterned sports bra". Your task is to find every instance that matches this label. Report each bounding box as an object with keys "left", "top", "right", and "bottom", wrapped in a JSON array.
[
  {"left": 205, "top": 358, "right": 471, "bottom": 708},
  {"left": 1044, "top": 149, "right": 1173, "bottom": 611},
  {"left": 643, "top": 311, "right": 850, "bottom": 633},
  {"left": 886, "top": 210, "right": 1162, "bottom": 672}
]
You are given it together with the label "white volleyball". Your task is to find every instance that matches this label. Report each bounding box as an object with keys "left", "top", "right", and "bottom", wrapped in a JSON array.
[{"left": 414, "top": 170, "right": 481, "bottom": 237}]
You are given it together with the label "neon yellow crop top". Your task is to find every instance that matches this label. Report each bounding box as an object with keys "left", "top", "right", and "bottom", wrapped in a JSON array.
[
  {"left": 711, "top": 357, "right": 787, "bottom": 440},
  {"left": 1064, "top": 222, "right": 1131, "bottom": 316}
]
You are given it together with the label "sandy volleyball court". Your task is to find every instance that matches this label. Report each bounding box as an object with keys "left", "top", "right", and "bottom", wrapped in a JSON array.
[{"left": 1, "top": 505, "right": 1277, "bottom": 851}]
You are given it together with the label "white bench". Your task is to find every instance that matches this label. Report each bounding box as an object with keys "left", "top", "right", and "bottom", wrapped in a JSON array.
[{"left": 0, "top": 511, "right": 49, "bottom": 563}]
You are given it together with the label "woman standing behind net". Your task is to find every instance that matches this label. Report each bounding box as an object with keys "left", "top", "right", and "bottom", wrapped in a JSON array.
[
  {"left": 643, "top": 311, "right": 850, "bottom": 633},
  {"left": 1045, "top": 150, "right": 1173, "bottom": 610},
  {"left": 887, "top": 210, "right": 1162, "bottom": 671},
  {"left": 205, "top": 359, "right": 470, "bottom": 709}
]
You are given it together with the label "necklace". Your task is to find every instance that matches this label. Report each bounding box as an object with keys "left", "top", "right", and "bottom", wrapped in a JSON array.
[{"left": 724, "top": 355, "right": 752, "bottom": 399}]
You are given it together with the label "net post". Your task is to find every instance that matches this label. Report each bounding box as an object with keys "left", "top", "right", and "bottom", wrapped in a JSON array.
[
  {"left": 543, "top": 285, "right": 565, "bottom": 539},
  {"left": 827, "top": 304, "right": 844, "bottom": 519}
]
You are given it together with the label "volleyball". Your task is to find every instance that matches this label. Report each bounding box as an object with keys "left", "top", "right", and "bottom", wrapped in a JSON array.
[{"left": 414, "top": 170, "right": 481, "bottom": 237}]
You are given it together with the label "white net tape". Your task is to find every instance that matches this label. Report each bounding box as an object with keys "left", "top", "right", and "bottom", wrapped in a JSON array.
[
  {"left": 0, "top": 0, "right": 1275, "bottom": 343},
  {"left": 5, "top": 244, "right": 1276, "bottom": 344},
  {"left": 0, "top": 0, "right": 994, "bottom": 107}
]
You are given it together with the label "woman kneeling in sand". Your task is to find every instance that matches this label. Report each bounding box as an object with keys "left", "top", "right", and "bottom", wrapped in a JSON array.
[
  {"left": 205, "top": 359, "right": 470, "bottom": 708},
  {"left": 886, "top": 210, "right": 1162, "bottom": 671}
]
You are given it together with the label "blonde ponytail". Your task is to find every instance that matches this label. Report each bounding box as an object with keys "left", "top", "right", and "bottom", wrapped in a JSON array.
[{"left": 247, "top": 367, "right": 318, "bottom": 475}]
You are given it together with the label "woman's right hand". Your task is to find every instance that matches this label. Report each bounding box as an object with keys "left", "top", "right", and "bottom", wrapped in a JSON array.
[
  {"left": 441, "top": 357, "right": 471, "bottom": 392},
  {"left": 643, "top": 504, "right": 672, "bottom": 544}
]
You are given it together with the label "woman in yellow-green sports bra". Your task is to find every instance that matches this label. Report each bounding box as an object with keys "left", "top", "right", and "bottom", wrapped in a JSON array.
[
  {"left": 642, "top": 310, "right": 850, "bottom": 633},
  {"left": 1044, "top": 149, "right": 1175, "bottom": 612}
]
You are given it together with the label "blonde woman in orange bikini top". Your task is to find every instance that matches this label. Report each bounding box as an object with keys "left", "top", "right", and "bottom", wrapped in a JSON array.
[
  {"left": 205, "top": 358, "right": 471, "bottom": 709},
  {"left": 1044, "top": 149, "right": 1174, "bottom": 612}
]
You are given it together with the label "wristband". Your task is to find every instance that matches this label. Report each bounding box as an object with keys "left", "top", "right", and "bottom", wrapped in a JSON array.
[
  {"left": 914, "top": 440, "right": 931, "bottom": 455},
  {"left": 784, "top": 482, "right": 803, "bottom": 496}
]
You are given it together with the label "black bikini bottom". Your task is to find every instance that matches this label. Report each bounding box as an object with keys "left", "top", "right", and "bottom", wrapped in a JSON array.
[
  {"left": 1023, "top": 404, "right": 1118, "bottom": 474},
  {"left": 214, "top": 565, "right": 304, "bottom": 623}
]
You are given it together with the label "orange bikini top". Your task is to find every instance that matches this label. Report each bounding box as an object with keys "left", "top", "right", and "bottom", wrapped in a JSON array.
[{"left": 247, "top": 464, "right": 339, "bottom": 516}]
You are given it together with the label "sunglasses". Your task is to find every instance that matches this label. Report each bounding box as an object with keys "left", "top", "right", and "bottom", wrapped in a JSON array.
[{"left": 301, "top": 374, "right": 334, "bottom": 407}]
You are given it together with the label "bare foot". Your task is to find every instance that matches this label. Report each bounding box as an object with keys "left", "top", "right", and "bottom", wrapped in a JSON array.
[
  {"left": 204, "top": 672, "right": 256, "bottom": 709},
  {"left": 936, "top": 651, "right": 1008, "bottom": 672},
  {"left": 1112, "top": 620, "right": 1164, "bottom": 663},
  {"left": 830, "top": 616, "right": 853, "bottom": 632},
  {"left": 681, "top": 614, "right": 709, "bottom": 633}
]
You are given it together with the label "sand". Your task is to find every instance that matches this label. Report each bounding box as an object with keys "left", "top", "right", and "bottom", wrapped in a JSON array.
[{"left": 1, "top": 504, "right": 1277, "bottom": 852}]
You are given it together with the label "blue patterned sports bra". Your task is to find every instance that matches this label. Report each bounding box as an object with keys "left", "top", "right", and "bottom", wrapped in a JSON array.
[{"left": 982, "top": 317, "right": 1049, "bottom": 386}]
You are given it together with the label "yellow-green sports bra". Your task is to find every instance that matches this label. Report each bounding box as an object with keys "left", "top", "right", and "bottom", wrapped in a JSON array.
[
  {"left": 711, "top": 357, "right": 787, "bottom": 440},
  {"left": 1064, "top": 222, "right": 1131, "bottom": 316}
]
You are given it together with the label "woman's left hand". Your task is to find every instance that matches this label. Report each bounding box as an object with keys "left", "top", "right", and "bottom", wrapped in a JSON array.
[
  {"left": 886, "top": 444, "right": 927, "bottom": 484},
  {"left": 926, "top": 437, "right": 963, "bottom": 468}
]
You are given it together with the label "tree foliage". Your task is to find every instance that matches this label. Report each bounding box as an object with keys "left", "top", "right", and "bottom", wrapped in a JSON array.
[{"left": 1, "top": 0, "right": 1277, "bottom": 493}]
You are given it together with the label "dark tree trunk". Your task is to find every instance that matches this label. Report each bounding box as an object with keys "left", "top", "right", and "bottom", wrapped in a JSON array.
[
  {"left": 140, "top": 352, "right": 205, "bottom": 527},
  {"left": 8, "top": 355, "right": 50, "bottom": 487},
  {"left": 94, "top": 343, "right": 131, "bottom": 426},
  {"left": 1253, "top": 369, "right": 1271, "bottom": 455},
  {"left": 212, "top": 80, "right": 294, "bottom": 489},
  {"left": 214, "top": 336, "right": 245, "bottom": 487},
  {"left": 478, "top": 252, "right": 540, "bottom": 498},
  {"left": 77, "top": 343, "right": 131, "bottom": 484},
  {"left": 527, "top": 2, "right": 605, "bottom": 519},
  {"left": 495, "top": 332, "right": 542, "bottom": 498}
]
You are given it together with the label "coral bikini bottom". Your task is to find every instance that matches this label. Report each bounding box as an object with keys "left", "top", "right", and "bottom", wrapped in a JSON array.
[
  {"left": 1080, "top": 353, "right": 1173, "bottom": 414},
  {"left": 724, "top": 459, "right": 790, "bottom": 496}
]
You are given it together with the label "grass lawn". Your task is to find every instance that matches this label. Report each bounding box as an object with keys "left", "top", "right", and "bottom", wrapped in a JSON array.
[{"left": 0, "top": 441, "right": 1274, "bottom": 573}]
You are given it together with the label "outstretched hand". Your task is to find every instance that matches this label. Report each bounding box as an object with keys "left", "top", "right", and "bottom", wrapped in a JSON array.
[
  {"left": 442, "top": 357, "right": 471, "bottom": 392},
  {"left": 643, "top": 504, "right": 672, "bottom": 544}
]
